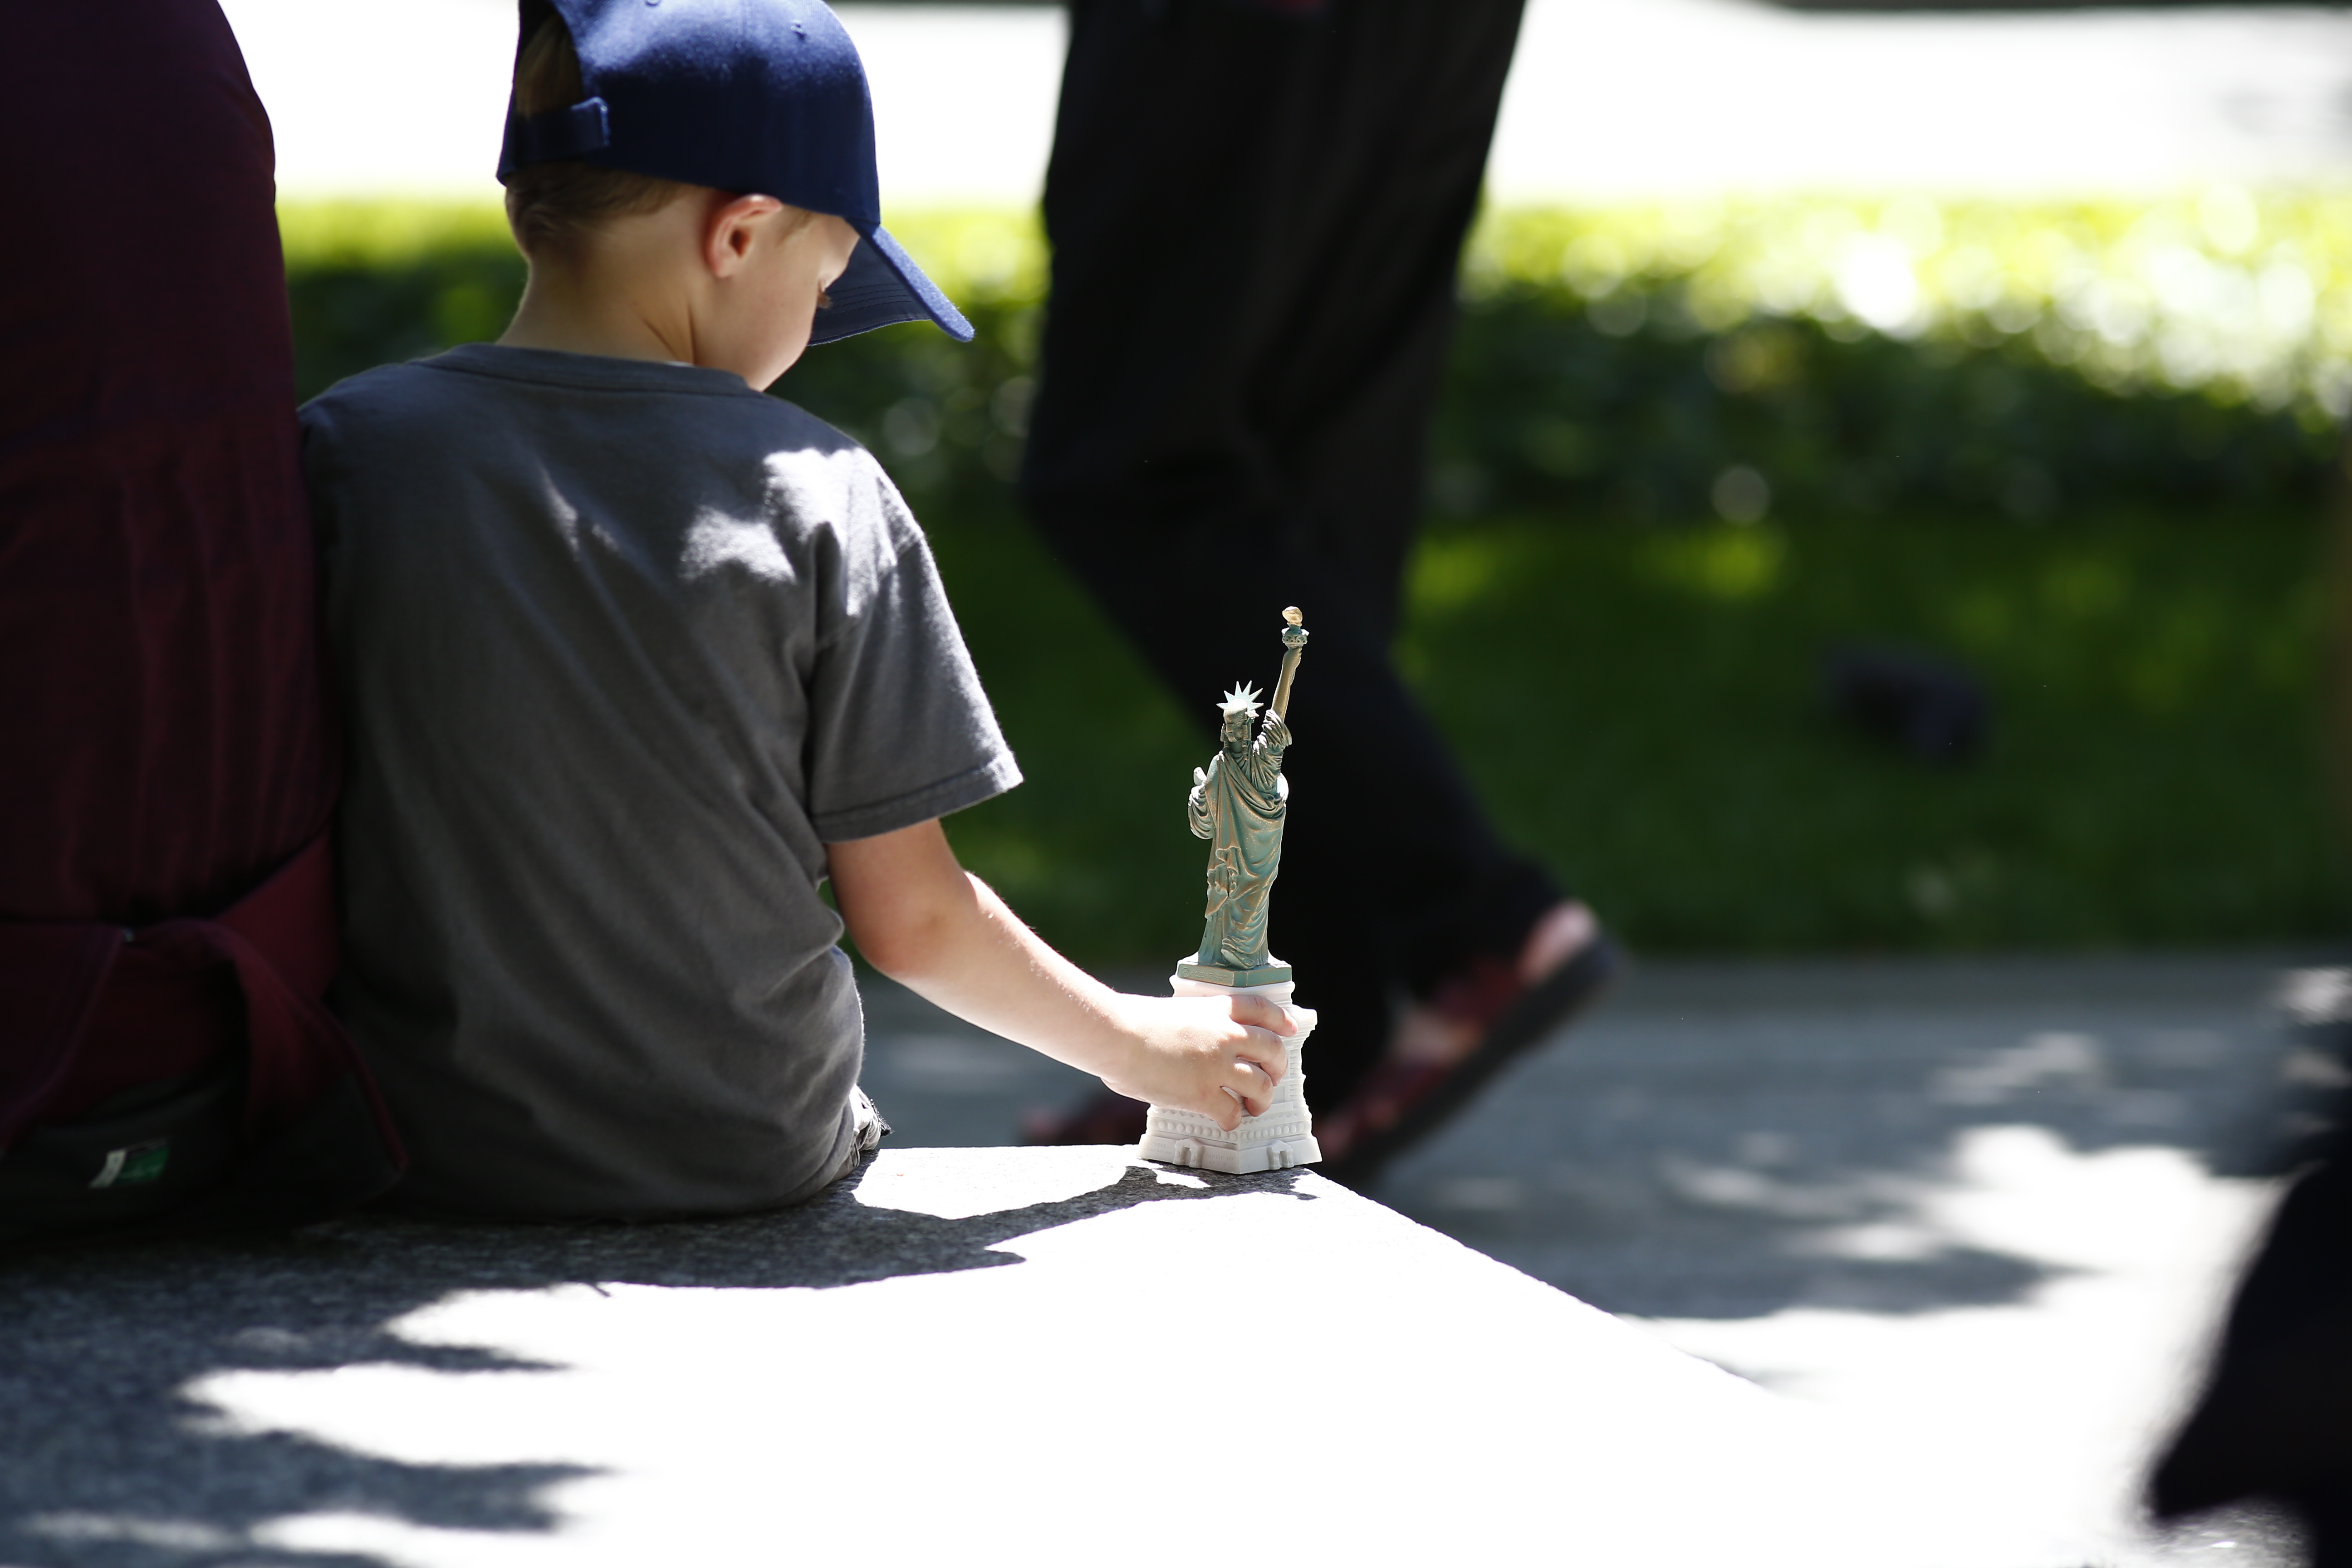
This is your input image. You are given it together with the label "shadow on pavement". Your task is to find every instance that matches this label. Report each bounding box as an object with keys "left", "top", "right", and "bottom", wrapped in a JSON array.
[{"left": 1374, "top": 960, "right": 2317, "bottom": 1321}]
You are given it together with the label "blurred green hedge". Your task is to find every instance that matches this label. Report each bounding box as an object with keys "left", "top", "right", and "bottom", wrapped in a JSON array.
[
  {"left": 282, "top": 198, "right": 2342, "bottom": 528},
  {"left": 276, "top": 199, "right": 2347, "bottom": 957}
]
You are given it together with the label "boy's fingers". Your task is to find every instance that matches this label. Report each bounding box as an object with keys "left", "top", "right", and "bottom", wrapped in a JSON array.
[
  {"left": 1229, "top": 1056, "right": 1276, "bottom": 1117},
  {"left": 1228, "top": 995, "right": 1296, "bottom": 1035},
  {"left": 1239, "top": 1029, "right": 1288, "bottom": 1083},
  {"left": 1242, "top": 1025, "right": 1298, "bottom": 1086}
]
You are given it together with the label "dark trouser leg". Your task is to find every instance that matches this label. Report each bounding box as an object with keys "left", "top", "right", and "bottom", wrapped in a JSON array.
[{"left": 1023, "top": 0, "right": 1555, "bottom": 1109}]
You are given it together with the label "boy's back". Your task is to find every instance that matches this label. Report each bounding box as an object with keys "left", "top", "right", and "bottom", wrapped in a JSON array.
[
  {"left": 304, "top": 345, "right": 1018, "bottom": 1218},
  {"left": 303, "top": 0, "right": 1294, "bottom": 1225}
]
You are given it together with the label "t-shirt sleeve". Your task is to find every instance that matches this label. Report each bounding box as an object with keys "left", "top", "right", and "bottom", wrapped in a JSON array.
[{"left": 802, "top": 479, "right": 1021, "bottom": 843}]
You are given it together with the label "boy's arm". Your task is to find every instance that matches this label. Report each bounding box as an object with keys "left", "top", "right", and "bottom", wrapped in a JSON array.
[{"left": 828, "top": 818, "right": 1291, "bottom": 1131}]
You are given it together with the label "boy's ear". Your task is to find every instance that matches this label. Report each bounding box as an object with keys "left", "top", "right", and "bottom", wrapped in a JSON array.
[{"left": 702, "top": 192, "right": 786, "bottom": 279}]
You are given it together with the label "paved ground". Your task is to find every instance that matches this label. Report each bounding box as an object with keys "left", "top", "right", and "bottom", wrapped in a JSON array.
[{"left": 862, "top": 953, "right": 2343, "bottom": 1565}]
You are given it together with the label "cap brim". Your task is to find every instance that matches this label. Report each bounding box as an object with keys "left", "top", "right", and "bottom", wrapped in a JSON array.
[{"left": 807, "top": 226, "right": 975, "bottom": 347}]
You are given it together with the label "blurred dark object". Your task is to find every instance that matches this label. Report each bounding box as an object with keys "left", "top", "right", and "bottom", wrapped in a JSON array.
[
  {"left": 1822, "top": 644, "right": 1989, "bottom": 765},
  {"left": 2209, "top": 970, "right": 2352, "bottom": 1180},
  {"left": 2151, "top": 970, "right": 2352, "bottom": 1558},
  {"left": 2257, "top": 970, "right": 2352, "bottom": 1176},
  {"left": 1016, "top": 0, "right": 1562, "bottom": 1120},
  {"left": 0, "top": 0, "right": 403, "bottom": 1246},
  {"left": 2282, "top": 969, "right": 2352, "bottom": 1066},
  {"left": 2149, "top": 1143, "right": 2352, "bottom": 1559}
]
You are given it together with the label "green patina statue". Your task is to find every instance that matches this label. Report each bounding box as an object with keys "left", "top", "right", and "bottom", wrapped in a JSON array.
[{"left": 1180, "top": 608, "right": 1308, "bottom": 986}]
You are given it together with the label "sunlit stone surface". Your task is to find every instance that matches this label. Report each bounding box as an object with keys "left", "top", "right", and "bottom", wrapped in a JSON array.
[
  {"left": 861, "top": 957, "right": 2322, "bottom": 1565},
  {"left": 1, "top": 1146, "right": 1960, "bottom": 1567}
]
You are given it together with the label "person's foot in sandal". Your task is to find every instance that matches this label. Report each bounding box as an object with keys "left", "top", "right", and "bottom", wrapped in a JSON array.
[{"left": 1318, "top": 902, "right": 1620, "bottom": 1187}]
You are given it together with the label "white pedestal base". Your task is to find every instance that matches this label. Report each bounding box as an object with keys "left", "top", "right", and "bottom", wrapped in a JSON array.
[{"left": 1137, "top": 974, "right": 1321, "bottom": 1174}]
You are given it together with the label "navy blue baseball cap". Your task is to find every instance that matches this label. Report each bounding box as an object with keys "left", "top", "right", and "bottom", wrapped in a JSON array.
[{"left": 497, "top": 0, "right": 973, "bottom": 346}]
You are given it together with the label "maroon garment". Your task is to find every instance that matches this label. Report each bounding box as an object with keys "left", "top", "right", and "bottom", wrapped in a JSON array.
[{"left": 0, "top": 1, "right": 343, "bottom": 1132}]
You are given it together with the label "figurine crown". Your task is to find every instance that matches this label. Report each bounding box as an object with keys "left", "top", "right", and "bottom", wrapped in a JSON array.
[{"left": 1218, "top": 683, "right": 1264, "bottom": 718}]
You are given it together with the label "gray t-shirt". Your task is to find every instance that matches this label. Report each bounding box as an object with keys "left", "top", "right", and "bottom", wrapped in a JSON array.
[{"left": 302, "top": 344, "right": 1019, "bottom": 1220}]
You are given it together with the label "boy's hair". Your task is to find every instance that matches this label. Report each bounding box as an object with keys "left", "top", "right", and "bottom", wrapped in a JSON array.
[{"left": 504, "top": 13, "right": 692, "bottom": 258}]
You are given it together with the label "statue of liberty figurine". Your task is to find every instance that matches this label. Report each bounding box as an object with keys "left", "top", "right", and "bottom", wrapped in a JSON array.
[
  {"left": 1142, "top": 607, "right": 1322, "bottom": 1172},
  {"left": 1179, "top": 608, "right": 1308, "bottom": 986}
]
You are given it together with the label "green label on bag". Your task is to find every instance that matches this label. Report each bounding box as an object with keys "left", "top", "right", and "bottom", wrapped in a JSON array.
[{"left": 89, "top": 1141, "right": 169, "bottom": 1190}]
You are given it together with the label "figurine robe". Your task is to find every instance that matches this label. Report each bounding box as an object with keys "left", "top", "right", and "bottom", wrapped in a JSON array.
[{"left": 1188, "top": 710, "right": 1291, "bottom": 971}]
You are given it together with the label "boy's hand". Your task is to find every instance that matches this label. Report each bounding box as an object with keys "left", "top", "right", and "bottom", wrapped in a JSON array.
[
  {"left": 830, "top": 818, "right": 1295, "bottom": 1133},
  {"left": 1100, "top": 993, "right": 1295, "bottom": 1132}
]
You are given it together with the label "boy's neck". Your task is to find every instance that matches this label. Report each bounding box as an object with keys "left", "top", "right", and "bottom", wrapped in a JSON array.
[
  {"left": 499, "top": 261, "right": 696, "bottom": 367},
  {"left": 498, "top": 204, "right": 710, "bottom": 368},
  {"left": 492, "top": 193, "right": 850, "bottom": 391}
]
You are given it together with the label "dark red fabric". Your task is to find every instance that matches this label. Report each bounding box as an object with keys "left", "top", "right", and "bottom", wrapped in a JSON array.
[
  {"left": 51, "top": 948, "right": 243, "bottom": 1127},
  {"left": 144, "top": 832, "right": 392, "bottom": 1146},
  {"left": 0, "top": 834, "right": 385, "bottom": 1152},
  {"left": 0, "top": 3, "right": 341, "bottom": 1127}
]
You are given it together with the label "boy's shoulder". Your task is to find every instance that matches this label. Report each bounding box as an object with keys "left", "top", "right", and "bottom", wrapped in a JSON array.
[
  {"left": 301, "top": 346, "right": 888, "bottom": 488},
  {"left": 299, "top": 348, "right": 921, "bottom": 556},
  {"left": 304, "top": 345, "right": 818, "bottom": 427}
]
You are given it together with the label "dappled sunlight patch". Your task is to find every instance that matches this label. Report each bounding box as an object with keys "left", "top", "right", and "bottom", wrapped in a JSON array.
[
  {"left": 250, "top": 1510, "right": 559, "bottom": 1568},
  {"left": 29, "top": 1514, "right": 243, "bottom": 1553},
  {"left": 156, "top": 1163, "right": 1909, "bottom": 1567},
  {"left": 1642, "top": 1123, "right": 2278, "bottom": 1563},
  {"left": 1404, "top": 529, "right": 1522, "bottom": 617},
  {"left": 1638, "top": 523, "right": 1789, "bottom": 602},
  {"left": 1394, "top": 510, "right": 2337, "bottom": 952},
  {"left": 1927, "top": 1125, "right": 2252, "bottom": 1275},
  {"left": 1465, "top": 195, "right": 2352, "bottom": 420},
  {"left": 2037, "top": 554, "right": 2131, "bottom": 623},
  {"left": 1932, "top": 1031, "right": 2110, "bottom": 1106},
  {"left": 848, "top": 1143, "right": 1131, "bottom": 1220}
]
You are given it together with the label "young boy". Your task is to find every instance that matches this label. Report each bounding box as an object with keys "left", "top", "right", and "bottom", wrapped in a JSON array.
[{"left": 302, "top": 0, "right": 1291, "bottom": 1219}]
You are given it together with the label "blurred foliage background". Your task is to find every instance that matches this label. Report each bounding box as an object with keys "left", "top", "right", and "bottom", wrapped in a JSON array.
[{"left": 280, "top": 195, "right": 2347, "bottom": 961}]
